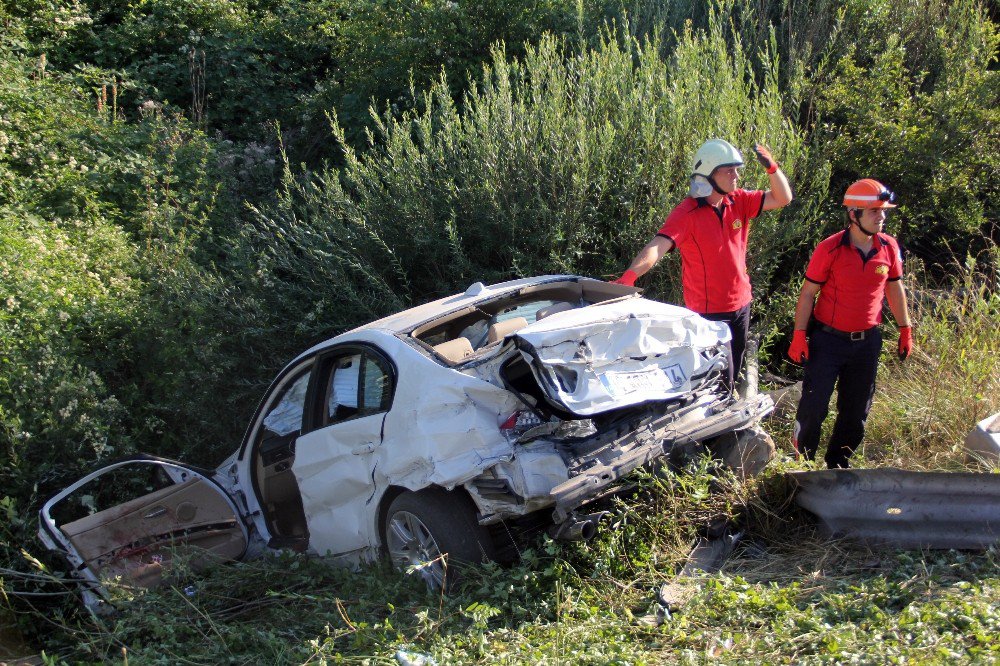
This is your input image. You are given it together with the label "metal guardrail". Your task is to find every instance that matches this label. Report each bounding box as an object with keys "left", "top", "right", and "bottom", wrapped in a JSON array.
[{"left": 790, "top": 468, "right": 1000, "bottom": 550}]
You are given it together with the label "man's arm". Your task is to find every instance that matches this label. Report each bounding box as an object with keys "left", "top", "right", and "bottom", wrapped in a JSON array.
[
  {"left": 793, "top": 280, "right": 822, "bottom": 330},
  {"left": 762, "top": 167, "right": 793, "bottom": 211},
  {"left": 752, "top": 144, "right": 793, "bottom": 211},
  {"left": 885, "top": 280, "right": 911, "bottom": 326},
  {"left": 787, "top": 280, "right": 821, "bottom": 363},
  {"left": 885, "top": 280, "right": 914, "bottom": 360},
  {"left": 613, "top": 235, "right": 674, "bottom": 285},
  {"left": 626, "top": 235, "right": 674, "bottom": 276}
]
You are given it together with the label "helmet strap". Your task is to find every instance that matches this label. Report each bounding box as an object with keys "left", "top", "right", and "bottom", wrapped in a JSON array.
[
  {"left": 709, "top": 175, "right": 728, "bottom": 196},
  {"left": 850, "top": 209, "right": 876, "bottom": 237}
]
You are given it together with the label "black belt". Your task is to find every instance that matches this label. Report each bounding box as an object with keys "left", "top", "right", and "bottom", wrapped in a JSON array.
[{"left": 818, "top": 323, "right": 878, "bottom": 341}]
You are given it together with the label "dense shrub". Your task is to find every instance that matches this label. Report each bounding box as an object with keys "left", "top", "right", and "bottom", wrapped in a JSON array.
[
  {"left": 813, "top": 0, "right": 1000, "bottom": 267},
  {"left": 248, "top": 17, "right": 822, "bottom": 348},
  {"left": 0, "top": 48, "right": 273, "bottom": 577},
  {"left": 0, "top": 211, "right": 137, "bottom": 493},
  {"left": 24, "top": 0, "right": 592, "bottom": 160}
]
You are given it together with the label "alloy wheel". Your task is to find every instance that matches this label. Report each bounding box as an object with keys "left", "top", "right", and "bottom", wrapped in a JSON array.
[{"left": 386, "top": 510, "right": 447, "bottom": 589}]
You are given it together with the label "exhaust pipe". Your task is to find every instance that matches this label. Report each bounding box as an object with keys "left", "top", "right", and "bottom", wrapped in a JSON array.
[{"left": 548, "top": 511, "right": 606, "bottom": 541}]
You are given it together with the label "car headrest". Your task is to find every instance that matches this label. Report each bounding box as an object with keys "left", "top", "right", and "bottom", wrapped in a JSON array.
[
  {"left": 535, "top": 301, "right": 575, "bottom": 320},
  {"left": 487, "top": 317, "right": 528, "bottom": 344},
  {"left": 432, "top": 338, "right": 475, "bottom": 364}
]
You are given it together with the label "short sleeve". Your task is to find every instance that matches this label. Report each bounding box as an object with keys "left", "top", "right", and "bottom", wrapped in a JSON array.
[
  {"left": 733, "top": 189, "right": 765, "bottom": 221},
  {"left": 804, "top": 243, "right": 833, "bottom": 285},
  {"left": 656, "top": 203, "right": 689, "bottom": 248},
  {"left": 886, "top": 237, "right": 904, "bottom": 280}
]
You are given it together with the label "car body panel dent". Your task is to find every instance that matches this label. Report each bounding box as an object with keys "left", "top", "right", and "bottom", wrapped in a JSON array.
[
  {"left": 513, "top": 299, "right": 731, "bottom": 415},
  {"left": 294, "top": 412, "right": 385, "bottom": 557},
  {"left": 290, "top": 328, "right": 521, "bottom": 559}
]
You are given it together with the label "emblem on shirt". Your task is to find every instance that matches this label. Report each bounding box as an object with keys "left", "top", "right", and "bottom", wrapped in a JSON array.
[
  {"left": 732, "top": 220, "right": 743, "bottom": 230},
  {"left": 875, "top": 265, "right": 889, "bottom": 275}
]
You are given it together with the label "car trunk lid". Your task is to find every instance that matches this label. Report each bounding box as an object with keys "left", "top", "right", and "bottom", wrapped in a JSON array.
[{"left": 511, "top": 298, "right": 731, "bottom": 416}]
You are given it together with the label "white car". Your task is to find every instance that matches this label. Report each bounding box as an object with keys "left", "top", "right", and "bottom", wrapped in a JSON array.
[{"left": 40, "top": 275, "right": 773, "bottom": 604}]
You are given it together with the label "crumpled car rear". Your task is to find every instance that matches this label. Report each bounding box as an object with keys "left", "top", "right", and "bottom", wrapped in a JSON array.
[
  {"left": 460, "top": 293, "right": 772, "bottom": 525},
  {"left": 512, "top": 298, "right": 731, "bottom": 416}
]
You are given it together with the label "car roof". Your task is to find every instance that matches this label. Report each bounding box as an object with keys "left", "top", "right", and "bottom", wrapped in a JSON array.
[
  {"left": 350, "top": 274, "right": 588, "bottom": 335},
  {"left": 294, "top": 274, "right": 591, "bottom": 360}
]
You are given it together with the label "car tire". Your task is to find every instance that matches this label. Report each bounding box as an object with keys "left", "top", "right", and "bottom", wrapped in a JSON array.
[{"left": 383, "top": 489, "right": 496, "bottom": 592}]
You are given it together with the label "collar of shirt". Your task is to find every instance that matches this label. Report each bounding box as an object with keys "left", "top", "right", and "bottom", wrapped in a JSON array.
[
  {"left": 839, "top": 228, "right": 888, "bottom": 262},
  {"left": 694, "top": 195, "right": 735, "bottom": 210}
]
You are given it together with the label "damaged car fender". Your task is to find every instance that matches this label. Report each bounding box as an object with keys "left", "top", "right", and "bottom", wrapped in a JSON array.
[{"left": 290, "top": 328, "right": 523, "bottom": 560}]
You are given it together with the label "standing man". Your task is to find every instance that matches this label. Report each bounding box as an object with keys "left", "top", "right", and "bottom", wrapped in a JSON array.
[
  {"left": 613, "top": 139, "right": 793, "bottom": 388},
  {"left": 787, "top": 179, "right": 914, "bottom": 469}
]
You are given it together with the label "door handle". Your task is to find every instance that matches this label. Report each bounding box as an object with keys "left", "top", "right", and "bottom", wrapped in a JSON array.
[
  {"left": 351, "top": 442, "right": 377, "bottom": 455},
  {"left": 143, "top": 507, "right": 168, "bottom": 519}
]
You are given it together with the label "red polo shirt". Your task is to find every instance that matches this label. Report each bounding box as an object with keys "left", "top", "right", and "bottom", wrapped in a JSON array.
[
  {"left": 805, "top": 230, "right": 903, "bottom": 331},
  {"left": 657, "top": 189, "right": 765, "bottom": 314}
]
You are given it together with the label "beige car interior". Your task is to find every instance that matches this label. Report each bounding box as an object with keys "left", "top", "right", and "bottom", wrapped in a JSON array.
[
  {"left": 60, "top": 477, "right": 246, "bottom": 588},
  {"left": 253, "top": 371, "right": 310, "bottom": 546},
  {"left": 432, "top": 337, "right": 474, "bottom": 364},
  {"left": 255, "top": 445, "right": 308, "bottom": 543},
  {"left": 487, "top": 316, "right": 528, "bottom": 344}
]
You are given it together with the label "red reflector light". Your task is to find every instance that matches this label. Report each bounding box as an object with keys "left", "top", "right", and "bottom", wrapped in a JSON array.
[{"left": 500, "top": 411, "right": 521, "bottom": 431}]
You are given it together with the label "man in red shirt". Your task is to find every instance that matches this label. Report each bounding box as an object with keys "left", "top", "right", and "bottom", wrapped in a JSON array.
[
  {"left": 787, "top": 178, "right": 914, "bottom": 468},
  {"left": 613, "top": 139, "right": 793, "bottom": 388}
]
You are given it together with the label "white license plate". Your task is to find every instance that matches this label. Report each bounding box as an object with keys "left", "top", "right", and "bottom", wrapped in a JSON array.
[{"left": 599, "top": 369, "right": 669, "bottom": 397}]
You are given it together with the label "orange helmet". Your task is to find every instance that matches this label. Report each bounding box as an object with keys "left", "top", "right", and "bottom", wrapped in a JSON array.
[{"left": 843, "top": 179, "right": 897, "bottom": 208}]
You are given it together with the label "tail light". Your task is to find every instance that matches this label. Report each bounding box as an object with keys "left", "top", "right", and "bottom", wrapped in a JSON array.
[{"left": 499, "top": 410, "right": 543, "bottom": 433}]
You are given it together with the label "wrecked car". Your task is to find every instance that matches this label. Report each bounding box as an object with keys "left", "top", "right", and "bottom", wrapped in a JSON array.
[{"left": 40, "top": 275, "right": 774, "bottom": 603}]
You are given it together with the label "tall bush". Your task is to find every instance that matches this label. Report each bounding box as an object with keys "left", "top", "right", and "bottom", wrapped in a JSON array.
[
  {"left": 0, "top": 47, "right": 268, "bottom": 537},
  {"left": 250, "top": 16, "right": 823, "bottom": 348},
  {"left": 813, "top": 0, "right": 999, "bottom": 266}
]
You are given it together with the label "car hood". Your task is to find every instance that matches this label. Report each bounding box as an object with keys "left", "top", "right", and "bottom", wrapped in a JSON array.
[{"left": 513, "top": 298, "right": 731, "bottom": 416}]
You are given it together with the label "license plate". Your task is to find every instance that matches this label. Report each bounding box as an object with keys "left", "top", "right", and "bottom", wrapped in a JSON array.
[{"left": 599, "top": 369, "right": 669, "bottom": 397}]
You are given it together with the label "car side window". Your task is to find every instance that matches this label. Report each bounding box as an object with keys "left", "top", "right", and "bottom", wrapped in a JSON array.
[
  {"left": 261, "top": 371, "right": 312, "bottom": 437},
  {"left": 362, "top": 355, "right": 392, "bottom": 412},
  {"left": 327, "top": 354, "right": 362, "bottom": 422},
  {"left": 322, "top": 350, "right": 393, "bottom": 426}
]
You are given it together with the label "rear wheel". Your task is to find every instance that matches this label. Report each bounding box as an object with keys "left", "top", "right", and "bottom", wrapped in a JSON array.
[{"left": 383, "top": 489, "right": 496, "bottom": 591}]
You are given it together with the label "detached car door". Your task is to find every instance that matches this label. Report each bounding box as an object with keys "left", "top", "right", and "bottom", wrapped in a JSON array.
[
  {"left": 293, "top": 345, "right": 395, "bottom": 557},
  {"left": 39, "top": 458, "right": 249, "bottom": 607}
]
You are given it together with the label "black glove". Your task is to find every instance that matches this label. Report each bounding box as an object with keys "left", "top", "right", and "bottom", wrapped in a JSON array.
[{"left": 753, "top": 144, "right": 778, "bottom": 174}]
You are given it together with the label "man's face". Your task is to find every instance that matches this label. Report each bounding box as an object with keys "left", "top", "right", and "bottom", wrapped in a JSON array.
[
  {"left": 713, "top": 166, "right": 741, "bottom": 193},
  {"left": 856, "top": 207, "right": 887, "bottom": 234}
]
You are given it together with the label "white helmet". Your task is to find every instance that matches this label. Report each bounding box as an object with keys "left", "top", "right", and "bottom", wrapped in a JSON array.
[{"left": 689, "top": 139, "right": 744, "bottom": 197}]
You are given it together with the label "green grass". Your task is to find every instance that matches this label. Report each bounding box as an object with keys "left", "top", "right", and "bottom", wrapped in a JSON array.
[{"left": 16, "top": 490, "right": 999, "bottom": 664}]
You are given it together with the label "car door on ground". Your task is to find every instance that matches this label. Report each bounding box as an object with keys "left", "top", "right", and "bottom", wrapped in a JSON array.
[
  {"left": 39, "top": 459, "right": 248, "bottom": 604},
  {"left": 293, "top": 346, "right": 394, "bottom": 557}
]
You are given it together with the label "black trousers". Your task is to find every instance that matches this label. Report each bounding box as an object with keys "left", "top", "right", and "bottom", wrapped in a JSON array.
[
  {"left": 793, "top": 327, "right": 882, "bottom": 468},
  {"left": 702, "top": 303, "right": 751, "bottom": 390}
]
